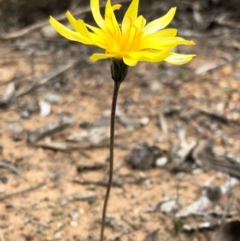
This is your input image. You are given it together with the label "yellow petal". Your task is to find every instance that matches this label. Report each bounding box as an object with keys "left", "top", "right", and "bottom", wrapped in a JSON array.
[
  {"left": 140, "top": 36, "right": 194, "bottom": 50},
  {"left": 76, "top": 20, "right": 92, "bottom": 38},
  {"left": 86, "top": 23, "right": 112, "bottom": 41},
  {"left": 91, "top": 0, "right": 105, "bottom": 29},
  {"left": 86, "top": 23, "right": 120, "bottom": 50},
  {"left": 49, "top": 16, "right": 92, "bottom": 44},
  {"left": 128, "top": 50, "right": 171, "bottom": 63},
  {"left": 90, "top": 53, "right": 113, "bottom": 62},
  {"left": 123, "top": 55, "right": 138, "bottom": 66},
  {"left": 66, "top": 11, "right": 78, "bottom": 31},
  {"left": 86, "top": 24, "right": 108, "bottom": 46},
  {"left": 122, "top": 0, "right": 139, "bottom": 33},
  {"left": 176, "top": 38, "right": 195, "bottom": 45},
  {"left": 133, "top": 15, "right": 146, "bottom": 30},
  {"left": 112, "top": 4, "right": 121, "bottom": 11},
  {"left": 139, "top": 38, "right": 178, "bottom": 50},
  {"left": 143, "top": 7, "right": 176, "bottom": 35},
  {"left": 86, "top": 23, "right": 105, "bottom": 36},
  {"left": 165, "top": 53, "right": 196, "bottom": 65},
  {"left": 142, "top": 29, "right": 177, "bottom": 40},
  {"left": 66, "top": 11, "right": 91, "bottom": 39},
  {"left": 105, "top": 0, "right": 121, "bottom": 37}
]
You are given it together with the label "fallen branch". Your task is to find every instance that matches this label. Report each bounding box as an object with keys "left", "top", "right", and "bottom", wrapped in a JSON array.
[
  {"left": 27, "top": 116, "right": 74, "bottom": 144},
  {"left": 35, "top": 140, "right": 126, "bottom": 151},
  {"left": 0, "top": 160, "right": 20, "bottom": 175},
  {"left": 73, "top": 178, "right": 123, "bottom": 188},
  {"left": 0, "top": 181, "right": 46, "bottom": 200},
  {"left": 16, "top": 61, "right": 76, "bottom": 97}
]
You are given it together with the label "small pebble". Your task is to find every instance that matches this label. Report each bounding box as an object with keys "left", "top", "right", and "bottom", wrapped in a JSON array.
[
  {"left": 70, "top": 212, "right": 79, "bottom": 221},
  {"left": 144, "top": 179, "right": 152, "bottom": 189},
  {"left": 140, "top": 117, "right": 150, "bottom": 126},
  {"left": 54, "top": 231, "right": 62, "bottom": 240},
  {"left": 0, "top": 188, "right": 6, "bottom": 194},
  {"left": 160, "top": 199, "right": 178, "bottom": 213},
  {"left": 70, "top": 221, "right": 78, "bottom": 227},
  {"left": 150, "top": 81, "right": 162, "bottom": 92},
  {"left": 41, "top": 25, "right": 58, "bottom": 38},
  {"left": 44, "top": 92, "right": 61, "bottom": 103},
  {"left": 56, "top": 222, "right": 63, "bottom": 229},
  {"left": 60, "top": 199, "right": 68, "bottom": 206},
  {"left": 155, "top": 157, "right": 168, "bottom": 167},
  {"left": 7, "top": 124, "right": 23, "bottom": 134},
  {"left": 21, "top": 110, "right": 31, "bottom": 119},
  {"left": 39, "top": 100, "right": 51, "bottom": 117},
  {"left": 192, "top": 168, "right": 203, "bottom": 175}
]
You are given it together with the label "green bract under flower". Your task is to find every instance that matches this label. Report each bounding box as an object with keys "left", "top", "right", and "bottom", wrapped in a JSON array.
[{"left": 49, "top": 0, "right": 195, "bottom": 66}]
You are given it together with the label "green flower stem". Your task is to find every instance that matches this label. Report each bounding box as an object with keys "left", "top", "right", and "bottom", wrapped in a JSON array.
[{"left": 100, "top": 79, "right": 122, "bottom": 241}]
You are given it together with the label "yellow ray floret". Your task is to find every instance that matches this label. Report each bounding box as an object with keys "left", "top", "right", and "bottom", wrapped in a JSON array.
[{"left": 49, "top": 0, "right": 195, "bottom": 66}]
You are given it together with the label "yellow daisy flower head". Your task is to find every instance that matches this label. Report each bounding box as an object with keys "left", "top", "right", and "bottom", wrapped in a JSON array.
[{"left": 49, "top": 0, "right": 195, "bottom": 67}]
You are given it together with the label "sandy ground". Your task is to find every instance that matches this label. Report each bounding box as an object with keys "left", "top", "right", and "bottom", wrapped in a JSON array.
[{"left": 1, "top": 2, "right": 240, "bottom": 241}]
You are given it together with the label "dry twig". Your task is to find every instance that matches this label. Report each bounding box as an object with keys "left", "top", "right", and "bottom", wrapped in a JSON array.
[
  {"left": 0, "top": 181, "right": 47, "bottom": 200},
  {"left": 16, "top": 61, "right": 77, "bottom": 98}
]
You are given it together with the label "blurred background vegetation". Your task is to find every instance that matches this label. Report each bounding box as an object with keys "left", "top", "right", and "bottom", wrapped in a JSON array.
[{"left": 0, "top": 0, "right": 239, "bottom": 33}]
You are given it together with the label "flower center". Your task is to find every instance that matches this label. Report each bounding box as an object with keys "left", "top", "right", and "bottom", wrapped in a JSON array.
[
  {"left": 104, "top": 16, "right": 144, "bottom": 56},
  {"left": 120, "top": 17, "right": 142, "bottom": 52}
]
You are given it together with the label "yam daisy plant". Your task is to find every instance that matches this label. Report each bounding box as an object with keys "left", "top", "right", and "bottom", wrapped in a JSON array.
[{"left": 49, "top": 0, "right": 195, "bottom": 240}]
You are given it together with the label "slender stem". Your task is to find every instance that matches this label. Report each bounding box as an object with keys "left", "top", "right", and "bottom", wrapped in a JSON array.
[{"left": 100, "top": 80, "right": 121, "bottom": 241}]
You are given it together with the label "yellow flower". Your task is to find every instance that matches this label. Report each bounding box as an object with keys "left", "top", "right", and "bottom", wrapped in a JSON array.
[{"left": 49, "top": 0, "right": 195, "bottom": 66}]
